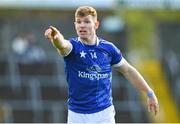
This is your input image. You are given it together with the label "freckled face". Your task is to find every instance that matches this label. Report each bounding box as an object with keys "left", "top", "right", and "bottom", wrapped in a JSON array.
[{"left": 74, "top": 15, "right": 99, "bottom": 40}]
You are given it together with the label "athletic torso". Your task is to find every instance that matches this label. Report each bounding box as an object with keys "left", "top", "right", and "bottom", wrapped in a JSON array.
[{"left": 63, "top": 37, "right": 122, "bottom": 113}]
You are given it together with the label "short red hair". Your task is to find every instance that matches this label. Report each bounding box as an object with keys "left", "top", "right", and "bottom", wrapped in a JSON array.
[{"left": 75, "top": 6, "right": 97, "bottom": 20}]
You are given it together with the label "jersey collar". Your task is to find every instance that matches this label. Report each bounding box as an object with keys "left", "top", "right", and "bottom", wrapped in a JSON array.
[{"left": 78, "top": 37, "right": 99, "bottom": 46}]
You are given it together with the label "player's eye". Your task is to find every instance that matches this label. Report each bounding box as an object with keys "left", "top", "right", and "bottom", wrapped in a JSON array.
[
  {"left": 76, "top": 20, "right": 81, "bottom": 24},
  {"left": 84, "top": 20, "right": 90, "bottom": 23}
]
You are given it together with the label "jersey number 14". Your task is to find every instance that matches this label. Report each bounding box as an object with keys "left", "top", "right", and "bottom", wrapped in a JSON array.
[{"left": 90, "top": 52, "right": 97, "bottom": 59}]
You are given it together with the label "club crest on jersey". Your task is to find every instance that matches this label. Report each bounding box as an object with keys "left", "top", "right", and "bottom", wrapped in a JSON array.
[{"left": 86, "top": 65, "right": 102, "bottom": 73}]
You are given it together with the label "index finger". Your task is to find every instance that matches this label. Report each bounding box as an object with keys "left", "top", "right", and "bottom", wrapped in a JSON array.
[{"left": 49, "top": 26, "right": 59, "bottom": 32}]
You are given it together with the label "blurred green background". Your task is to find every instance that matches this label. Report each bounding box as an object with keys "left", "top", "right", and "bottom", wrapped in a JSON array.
[{"left": 0, "top": 0, "right": 179, "bottom": 123}]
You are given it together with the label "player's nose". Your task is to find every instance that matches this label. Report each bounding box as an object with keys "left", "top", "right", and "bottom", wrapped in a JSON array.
[{"left": 79, "top": 22, "right": 86, "bottom": 27}]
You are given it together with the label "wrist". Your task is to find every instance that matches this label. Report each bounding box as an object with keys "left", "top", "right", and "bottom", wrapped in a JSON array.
[{"left": 147, "top": 90, "right": 154, "bottom": 98}]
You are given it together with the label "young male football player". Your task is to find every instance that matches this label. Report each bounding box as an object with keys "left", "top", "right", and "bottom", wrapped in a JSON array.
[{"left": 44, "top": 6, "right": 159, "bottom": 124}]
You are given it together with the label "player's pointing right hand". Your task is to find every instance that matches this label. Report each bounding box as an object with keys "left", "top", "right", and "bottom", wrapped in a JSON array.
[
  {"left": 44, "top": 26, "right": 64, "bottom": 42},
  {"left": 44, "top": 26, "right": 72, "bottom": 56}
]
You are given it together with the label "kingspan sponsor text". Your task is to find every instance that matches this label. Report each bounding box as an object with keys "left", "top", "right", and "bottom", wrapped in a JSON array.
[{"left": 78, "top": 71, "right": 109, "bottom": 80}]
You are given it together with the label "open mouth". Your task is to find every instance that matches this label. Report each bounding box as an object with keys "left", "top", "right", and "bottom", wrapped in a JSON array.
[{"left": 79, "top": 30, "right": 87, "bottom": 34}]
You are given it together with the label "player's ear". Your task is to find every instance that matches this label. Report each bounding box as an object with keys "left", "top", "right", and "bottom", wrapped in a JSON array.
[{"left": 95, "top": 20, "right": 99, "bottom": 29}]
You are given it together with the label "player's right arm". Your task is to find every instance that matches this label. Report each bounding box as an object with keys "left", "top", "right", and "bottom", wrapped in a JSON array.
[{"left": 44, "top": 26, "right": 72, "bottom": 56}]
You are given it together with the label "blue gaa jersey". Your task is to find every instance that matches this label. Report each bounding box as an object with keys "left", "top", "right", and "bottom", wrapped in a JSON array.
[{"left": 63, "top": 37, "right": 123, "bottom": 114}]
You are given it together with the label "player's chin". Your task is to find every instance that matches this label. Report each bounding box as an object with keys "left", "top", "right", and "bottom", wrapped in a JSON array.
[{"left": 78, "top": 35, "right": 88, "bottom": 39}]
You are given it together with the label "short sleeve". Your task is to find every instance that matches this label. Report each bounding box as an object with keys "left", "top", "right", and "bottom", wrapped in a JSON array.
[
  {"left": 110, "top": 43, "right": 123, "bottom": 66},
  {"left": 63, "top": 38, "right": 76, "bottom": 58}
]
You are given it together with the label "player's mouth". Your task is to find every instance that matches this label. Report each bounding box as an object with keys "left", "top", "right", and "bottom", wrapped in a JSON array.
[{"left": 79, "top": 30, "right": 87, "bottom": 35}]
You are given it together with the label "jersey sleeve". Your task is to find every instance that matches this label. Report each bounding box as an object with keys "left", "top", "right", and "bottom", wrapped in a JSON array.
[
  {"left": 63, "top": 38, "right": 76, "bottom": 58},
  {"left": 110, "top": 43, "right": 123, "bottom": 67}
]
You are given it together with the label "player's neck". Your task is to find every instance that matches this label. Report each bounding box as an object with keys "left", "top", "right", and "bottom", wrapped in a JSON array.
[{"left": 79, "top": 35, "right": 97, "bottom": 45}]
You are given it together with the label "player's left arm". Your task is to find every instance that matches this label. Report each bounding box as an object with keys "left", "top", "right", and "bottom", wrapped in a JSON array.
[{"left": 114, "top": 58, "right": 159, "bottom": 115}]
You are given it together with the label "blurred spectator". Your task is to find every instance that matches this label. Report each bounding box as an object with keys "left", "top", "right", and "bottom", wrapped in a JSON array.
[
  {"left": 12, "top": 33, "right": 46, "bottom": 64},
  {"left": 0, "top": 102, "right": 11, "bottom": 122}
]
